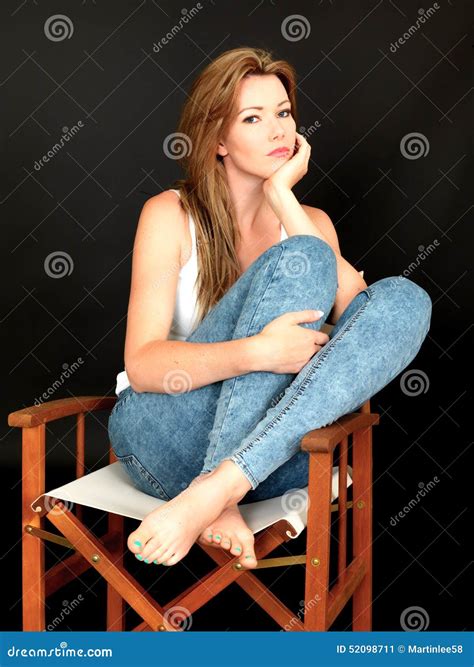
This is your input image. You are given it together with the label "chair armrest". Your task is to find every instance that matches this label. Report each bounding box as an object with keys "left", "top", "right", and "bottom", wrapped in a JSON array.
[
  {"left": 300, "top": 412, "right": 380, "bottom": 454},
  {"left": 8, "top": 396, "right": 117, "bottom": 428}
]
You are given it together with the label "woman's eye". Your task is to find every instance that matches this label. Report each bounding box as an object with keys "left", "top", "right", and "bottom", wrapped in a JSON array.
[{"left": 243, "top": 109, "right": 292, "bottom": 124}]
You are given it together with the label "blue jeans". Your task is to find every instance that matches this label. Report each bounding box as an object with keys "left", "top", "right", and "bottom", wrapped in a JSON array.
[{"left": 108, "top": 235, "right": 432, "bottom": 504}]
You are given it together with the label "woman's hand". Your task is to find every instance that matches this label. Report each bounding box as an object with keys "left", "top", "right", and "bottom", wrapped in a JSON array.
[
  {"left": 251, "top": 309, "right": 329, "bottom": 374},
  {"left": 263, "top": 132, "right": 311, "bottom": 194}
]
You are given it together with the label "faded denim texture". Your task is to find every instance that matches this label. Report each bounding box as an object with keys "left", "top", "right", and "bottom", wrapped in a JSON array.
[{"left": 108, "top": 235, "right": 432, "bottom": 503}]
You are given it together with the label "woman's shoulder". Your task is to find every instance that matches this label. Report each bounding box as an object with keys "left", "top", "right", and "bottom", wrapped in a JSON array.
[
  {"left": 136, "top": 190, "right": 189, "bottom": 264},
  {"left": 301, "top": 204, "right": 341, "bottom": 255},
  {"left": 143, "top": 188, "right": 183, "bottom": 209}
]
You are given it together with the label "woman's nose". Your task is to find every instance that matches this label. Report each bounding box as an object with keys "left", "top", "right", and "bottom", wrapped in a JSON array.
[{"left": 270, "top": 124, "right": 285, "bottom": 140}]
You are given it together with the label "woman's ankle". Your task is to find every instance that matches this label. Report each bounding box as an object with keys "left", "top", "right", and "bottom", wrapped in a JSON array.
[{"left": 211, "top": 460, "right": 253, "bottom": 505}]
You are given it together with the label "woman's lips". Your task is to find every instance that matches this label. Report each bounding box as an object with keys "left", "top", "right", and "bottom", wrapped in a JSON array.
[{"left": 267, "top": 148, "right": 290, "bottom": 157}]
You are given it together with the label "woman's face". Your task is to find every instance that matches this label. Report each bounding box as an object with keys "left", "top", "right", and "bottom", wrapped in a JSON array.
[{"left": 217, "top": 74, "right": 296, "bottom": 179}]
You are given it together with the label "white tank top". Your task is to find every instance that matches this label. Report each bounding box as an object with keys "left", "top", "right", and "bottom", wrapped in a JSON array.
[{"left": 115, "top": 188, "right": 288, "bottom": 395}]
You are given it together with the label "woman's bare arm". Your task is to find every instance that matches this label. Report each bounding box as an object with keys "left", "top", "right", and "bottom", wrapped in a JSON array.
[
  {"left": 123, "top": 191, "right": 261, "bottom": 394},
  {"left": 128, "top": 337, "right": 261, "bottom": 393}
]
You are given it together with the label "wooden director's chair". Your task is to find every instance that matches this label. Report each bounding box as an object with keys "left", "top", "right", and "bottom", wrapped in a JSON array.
[{"left": 8, "top": 299, "right": 379, "bottom": 632}]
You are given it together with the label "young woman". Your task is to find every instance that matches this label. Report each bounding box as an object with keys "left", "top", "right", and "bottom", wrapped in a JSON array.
[{"left": 108, "top": 47, "right": 432, "bottom": 570}]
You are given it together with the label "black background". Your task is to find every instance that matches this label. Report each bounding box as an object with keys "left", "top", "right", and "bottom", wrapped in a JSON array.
[{"left": 1, "top": 0, "right": 472, "bottom": 633}]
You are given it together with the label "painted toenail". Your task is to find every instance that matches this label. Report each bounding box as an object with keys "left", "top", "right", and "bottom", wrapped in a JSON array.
[
  {"left": 215, "top": 535, "right": 221, "bottom": 541},
  {"left": 144, "top": 559, "right": 150, "bottom": 564},
  {"left": 153, "top": 560, "right": 159, "bottom": 564},
  {"left": 207, "top": 534, "right": 213, "bottom": 539},
  {"left": 134, "top": 540, "right": 142, "bottom": 548},
  {"left": 245, "top": 555, "right": 253, "bottom": 559},
  {"left": 135, "top": 554, "right": 143, "bottom": 560},
  {"left": 235, "top": 547, "right": 241, "bottom": 552}
]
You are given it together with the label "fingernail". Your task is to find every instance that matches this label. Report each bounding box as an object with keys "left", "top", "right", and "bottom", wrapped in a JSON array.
[
  {"left": 135, "top": 554, "right": 143, "bottom": 561},
  {"left": 314, "top": 310, "right": 324, "bottom": 317}
]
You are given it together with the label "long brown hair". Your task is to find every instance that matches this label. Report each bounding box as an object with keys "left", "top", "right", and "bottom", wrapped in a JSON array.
[{"left": 171, "top": 46, "right": 299, "bottom": 326}]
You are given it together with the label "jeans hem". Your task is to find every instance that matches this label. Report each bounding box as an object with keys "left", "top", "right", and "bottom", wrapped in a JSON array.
[{"left": 229, "top": 454, "right": 259, "bottom": 491}]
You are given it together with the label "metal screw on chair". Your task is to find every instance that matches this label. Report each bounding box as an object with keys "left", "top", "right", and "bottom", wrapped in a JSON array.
[
  {"left": 91, "top": 554, "right": 100, "bottom": 563},
  {"left": 158, "top": 625, "right": 166, "bottom": 631},
  {"left": 356, "top": 500, "right": 365, "bottom": 509},
  {"left": 25, "top": 526, "right": 33, "bottom": 533},
  {"left": 34, "top": 506, "right": 42, "bottom": 513},
  {"left": 310, "top": 557, "right": 321, "bottom": 567},
  {"left": 233, "top": 562, "right": 243, "bottom": 570}
]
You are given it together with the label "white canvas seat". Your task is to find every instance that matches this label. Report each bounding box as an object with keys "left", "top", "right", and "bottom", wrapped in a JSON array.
[{"left": 31, "top": 461, "right": 353, "bottom": 539}]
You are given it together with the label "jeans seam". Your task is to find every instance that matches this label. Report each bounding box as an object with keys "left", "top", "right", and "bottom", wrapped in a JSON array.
[
  {"left": 234, "top": 284, "right": 375, "bottom": 461},
  {"left": 117, "top": 452, "right": 171, "bottom": 500},
  {"left": 205, "top": 244, "right": 285, "bottom": 468}
]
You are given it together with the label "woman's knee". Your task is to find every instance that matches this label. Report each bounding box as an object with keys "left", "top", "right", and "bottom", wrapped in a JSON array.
[
  {"left": 277, "top": 234, "right": 338, "bottom": 289},
  {"left": 374, "top": 275, "right": 432, "bottom": 337}
]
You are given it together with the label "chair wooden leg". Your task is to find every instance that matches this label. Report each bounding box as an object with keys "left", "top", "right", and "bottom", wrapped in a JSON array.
[
  {"left": 45, "top": 501, "right": 178, "bottom": 631},
  {"left": 303, "top": 451, "right": 333, "bottom": 631},
  {"left": 106, "top": 512, "right": 125, "bottom": 631},
  {"left": 352, "top": 425, "right": 373, "bottom": 631},
  {"left": 22, "top": 425, "right": 46, "bottom": 631}
]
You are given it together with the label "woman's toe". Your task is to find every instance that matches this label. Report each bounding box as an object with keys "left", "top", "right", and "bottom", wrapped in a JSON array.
[
  {"left": 162, "top": 550, "right": 182, "bottom": 566},
  {"left": 212, "top": 531, "right": 223, "bottom": 546},
  {"left": 230, "top": 540, "right": 243, "bottom": 557},
  {"left": 127, "top": 530, "right": 149, "bottom": 554},
  {"left": 140, "top": 536, "right": 163, "bottom": 562},
  {"left": 147, "top": 544, "right": 168, "bottom": 565},
  {"left": 239, "top": 536, "right": 257, "bottom": 568},
  {"left": 219, "top": 534, "right": 232, "bottom": 550}
]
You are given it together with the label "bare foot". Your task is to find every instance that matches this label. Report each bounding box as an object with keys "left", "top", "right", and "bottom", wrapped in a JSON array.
[
  {"left": 127, "top": 461, "right": 252, "bottom": 567},
  {"left": 197, "top": 503, "right": 257, "bottom": 568}
]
